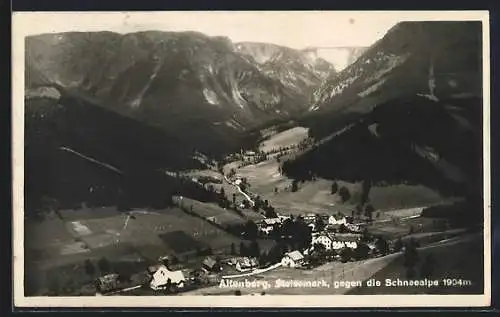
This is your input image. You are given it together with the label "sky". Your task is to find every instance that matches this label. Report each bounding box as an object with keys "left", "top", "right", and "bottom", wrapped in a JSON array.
[{"left": 13, "top": 11, "right": 488, "bottom": 70}]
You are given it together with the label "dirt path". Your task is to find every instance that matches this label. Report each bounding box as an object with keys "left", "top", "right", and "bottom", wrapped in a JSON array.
[{"left": 223, "top": 175, "right": 256, "bottom": 207}]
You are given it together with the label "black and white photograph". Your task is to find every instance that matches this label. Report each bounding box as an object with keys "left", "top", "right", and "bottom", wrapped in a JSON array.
[{"left": 12, "top": 11, "right": 491, "bottom": 307}]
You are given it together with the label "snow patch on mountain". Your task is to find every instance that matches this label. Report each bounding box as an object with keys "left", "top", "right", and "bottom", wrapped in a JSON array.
[
  {"left": 358, "top": 78, "right": 387, "bottom": 98},
  {"left": 203, "top": 88, "right": 220, "bottom": 105}
]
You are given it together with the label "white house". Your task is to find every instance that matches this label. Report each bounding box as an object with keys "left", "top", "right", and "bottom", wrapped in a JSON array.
[
  {"left": 150, "top": 265, "right": 186, "bottom": 290},
  {"left": 278, "top": 215, "right": 291, "bottom": 222},
  {"left": 328, "top": 214, "right": 347, "bottom": 225},
  {"left": 262, "top": 218, "right": 281, "bottom": 225},
  {"left": 308, "top": 223, "right": 316, "bottom": 232},
  {"left": 312, "top": 233, "right": 359, "bottom": 250},
  {"left": 304, "top": 213, "right": 317, "bottom": 222},
  {"left": 259, "top": 225, "right": 274, "bottom": 235},
  {"left": 312, "top": 234, "right": 333, "bottom": 250},
  {"left": 281, "top": 250, "right": 305, "bottom": 268}
]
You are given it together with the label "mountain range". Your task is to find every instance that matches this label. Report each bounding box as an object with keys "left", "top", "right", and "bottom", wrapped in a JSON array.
[
  {"left": 26, "top": 32, "right": 335, "bottom": 154},
  {"left": 285, "top": 21, "right": 483, "bottom": 201},
  {"left": 24, "top": 21, "right": 484, "bottom": 214}
]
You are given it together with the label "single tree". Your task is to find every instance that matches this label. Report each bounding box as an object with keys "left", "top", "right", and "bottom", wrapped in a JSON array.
[
  {"left": 375, "top": 237, "right": 389, "bottom": 255},
  {"left": 244, "top": 220, "right": 258, "bottom": 240},
  {"left": 291, "top": 179, "right": 299, "bottom": 192},
  {"left": 365, "top": 204, "right": 375, "bottom": 220},
  {"left": 354, "top": 243, "right": 370, "bottom": 260},
  {"left": 393, "top": 237, "right": 404, "bottom": 252},
  {"left": 97, "top": 257, "right": 111, "bottom": 274},
  {"left": 165, "top": 278, "right": 173, "bottom": 293},
  {"left": 84, "top": 259, "right": 95, "bottom": 276},
  {"left": 315, "top": 215, "right": 326, "bottom": 232},
  {"left": 420, "top": 254, "right": 435, "bottom": 278},
  {"left": 265, "top": 208, "right": 278, "bottom": 218},
  {"left": 249, "top": 240, "right": 260, "bottom": 258},
  {"left": 239, "top": 242, "right": 248, "bottom": 256},
  {"left": 340, "top": 247, "right": 353, "bottom": 263},
  {"left": 403, "top": 238, "right": 419, "bottom": 276},
  {"left": 331, "top": 182, "right": 338, "bottom": 194},
  {"left": 230, "top": 243, "right": 236, "bottom": 255},
  {"left": 339, "top": 187, "right": 351, "bottom": 203}
]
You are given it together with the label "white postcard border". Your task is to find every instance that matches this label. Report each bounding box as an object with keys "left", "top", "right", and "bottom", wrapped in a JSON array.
[{"left": 12, "top": 10, "right": 491, "bottom": 308}]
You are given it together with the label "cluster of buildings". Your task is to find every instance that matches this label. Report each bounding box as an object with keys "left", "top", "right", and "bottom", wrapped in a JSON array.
[
  {"left": 256, "top": 216, "right": 289, "bottom": 235},
  {"left": 227, "top": 257, "right": 260, "bottom": 272},
  {"left": 311, "top": 233, "right": 360, "bottom": 251},
  {"left": 94, "top": 253, "right": 269, "bottom": 295},
  {"left": 256, "top": 212, "right": 364, "bottom": 237}
]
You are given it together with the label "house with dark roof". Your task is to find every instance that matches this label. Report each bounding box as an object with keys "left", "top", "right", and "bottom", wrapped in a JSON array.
[
  {"left": 281, "top": 250, "right": 305, "bottom": 268},
  {"left": 202, "top": 256, "right": 221, "bottom": 272},
  {"left": 230, "top": 257, "right": 259, "bottom": 272},
  {"left": 95, "top": 273, "right": 120, "bottom": 294}
]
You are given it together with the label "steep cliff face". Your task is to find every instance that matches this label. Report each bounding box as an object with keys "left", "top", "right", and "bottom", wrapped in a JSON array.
[
  {"left": 235, "top": 42, "right": 336, "bottom": 101},
  {"left": 310, "top": 21, "right": 482, "bottom": 116},
  {"left": 26, "top": 32, "right": 335, "bottom": 154}
]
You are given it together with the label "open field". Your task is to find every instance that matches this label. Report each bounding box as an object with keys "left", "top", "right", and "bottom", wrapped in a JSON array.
[
  {"left": 258, "top": 127, "right": 308, "bottom": 153},
  {"left": 367, "top": 184, "right": 454, "bottom": 211},
  {"left": 224, "top": 127, "right": 452, "bottom": 217},
  {"left": 347, "top": 233, "right": 484, "bottom": 294},
  {"left": 229, "top": 156, "right": 449, "bottom": 218},
  {"left": 25, "top": 202, "right": 280, "bottom": 295},
  {"left": 25, "top": 206, "right": 245, "bottom": 275},
  {"left": 173, "top": 196, "right": 247, "bottom": 226}
]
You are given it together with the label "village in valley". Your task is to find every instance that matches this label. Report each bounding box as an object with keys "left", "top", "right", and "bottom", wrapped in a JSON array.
[
  {"left": 22, "top": 18, "right": 485, "bottom": 300},
  {"left": 23, "top": 126, "right": 477, "bottom": 297}
]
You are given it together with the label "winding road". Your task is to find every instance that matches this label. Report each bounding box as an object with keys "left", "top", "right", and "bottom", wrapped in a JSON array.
[{"left": 223, "top": 175, "right": 256, "bottom": 207}]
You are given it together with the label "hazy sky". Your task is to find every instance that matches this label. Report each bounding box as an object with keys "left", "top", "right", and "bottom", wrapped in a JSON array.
[
  {"left": 16, "top": 11, "right": 409, "bottom": 47},
  {"left": 14, "top": 11, "right": 487, "bottom": 70}
]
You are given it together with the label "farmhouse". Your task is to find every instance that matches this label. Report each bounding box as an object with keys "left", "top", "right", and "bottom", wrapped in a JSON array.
[
  {"left": 278, "top": 215, "right": 291, "bottom": 222},
  {"left": 96, "top": 274, "right": 120, "bottom": 294},
  {"left": 281, "top": 250, "right": 305, "bottom": 268},
  {"left": 262, "top": 218, "right": 281, "bottom": 226},
  {"left": 312, "top": 233, "right": 360, "bottom": 250},
  {"left": 150, "top": 265, "right": 186, "bottom": 290},
  {"left": 231, "top": 257, "right": 259, "bottom": 272},
  {"left": 202, "top": 256, "right": 221, "bottom": 272},
  {"left": 312, "top": 234, "right": 334, "bottom": 250}
]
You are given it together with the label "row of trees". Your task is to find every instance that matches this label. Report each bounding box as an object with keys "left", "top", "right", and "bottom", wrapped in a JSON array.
[{"left": 230, "top": 241, "right": 261, "bottom": 258}]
